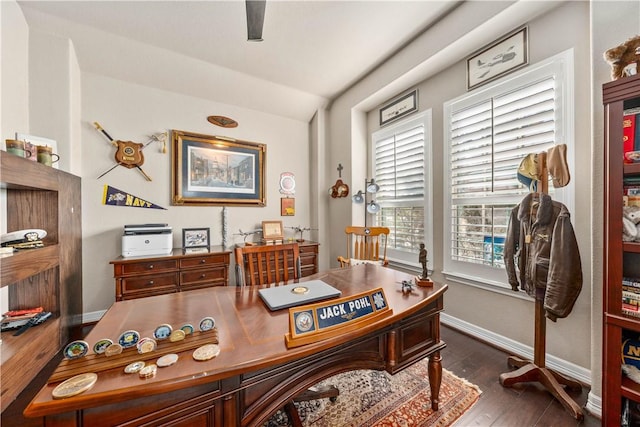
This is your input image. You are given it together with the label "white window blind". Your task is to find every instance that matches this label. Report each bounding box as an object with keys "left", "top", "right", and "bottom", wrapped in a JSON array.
[
  {"left": 372, "top": 113, "right": 431, "bottom": 260},
  {"left": 444, "top": 50, "right": 573, "bottom": 288}
]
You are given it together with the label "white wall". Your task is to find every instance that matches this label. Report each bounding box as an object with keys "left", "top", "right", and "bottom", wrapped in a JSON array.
[{"left": 80, "top": 73, "right": 311, "bottom": 314}]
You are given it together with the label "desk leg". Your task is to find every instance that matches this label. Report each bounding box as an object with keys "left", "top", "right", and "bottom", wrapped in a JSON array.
[{"left": 428, "top": 350, "right": 442, "bottom": 411}]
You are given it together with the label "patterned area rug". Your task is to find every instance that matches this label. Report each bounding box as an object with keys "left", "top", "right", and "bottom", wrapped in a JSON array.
[{"left": 265, "top": 358, "right": 481, "bottom": 427}]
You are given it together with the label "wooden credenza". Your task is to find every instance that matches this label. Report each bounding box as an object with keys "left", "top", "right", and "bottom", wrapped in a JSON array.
[{"left": 111, "top": 247, "right": 231, "bottom": 301}]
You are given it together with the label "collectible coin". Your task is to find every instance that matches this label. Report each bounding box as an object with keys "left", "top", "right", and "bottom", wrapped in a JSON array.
[
  {"left": 169, "top": 329, "right": 186, "bottom": 342},
  {"left": 291, "top": 286, "right": 309, "bottom": 295},
  {"left": 138, "top": 363, "right": 157, "bottom": 379},
  {"left": 93, "top": 338, "right": 113, "bottom": 355},
  {"left": 124, "top": 361, "right": 146, "bottom": 374},
  {"left": 157, "top": 353, "right": 179, "bottom": 367},
  {"left": 193, "top": 344, "right": 220, "bottom": 361},
  {"left": 137, "top": 337, "right": 157, "bottom": 354},
  {"left": 104, "top": 343, "right": 123, "bottom": 357},
  {"left": 63, "top": 340, "right": 89, "bottom": 360},
  {"left": 118, "top": 330, "right": 140, "bottom": 349},
  {"left": 180, "top": 323, "right": 194, "bottom": 335},
  {"left": 199, "top": 316, "right": 215, "bottom": 332},
  {"left": 52, "top": 373, "right": 98, "bottom": 399},
  {"left": 153, "top": 324, "right": 173, "bottom": 340}
]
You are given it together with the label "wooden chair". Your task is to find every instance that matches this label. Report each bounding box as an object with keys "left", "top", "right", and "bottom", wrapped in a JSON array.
[
  {"left": 234, "top": 242, "right": 301, "bottom": 287},
  {"left": 337, "top": 226, "right": 390, "bottom": 268},
  {"left": 233, "top": 243, "right": 339, "bottom": 425}
]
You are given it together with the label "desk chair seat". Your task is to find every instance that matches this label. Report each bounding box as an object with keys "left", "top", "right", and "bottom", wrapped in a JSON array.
[
  {"left": 234, "top": 243, "right": 339, "bottom": 426},
  {"left": 337, "top": 226, "right": 390, "bottom": 268}
]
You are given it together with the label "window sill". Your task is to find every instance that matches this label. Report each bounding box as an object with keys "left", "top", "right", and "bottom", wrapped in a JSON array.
[{"left": 441, "top": 270, "right": 533, "bottom": 302}]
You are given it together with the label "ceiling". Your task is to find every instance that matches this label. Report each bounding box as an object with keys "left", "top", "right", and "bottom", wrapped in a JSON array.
[{"left": 17, "top": 0, "right": 461, "bottom": 121}]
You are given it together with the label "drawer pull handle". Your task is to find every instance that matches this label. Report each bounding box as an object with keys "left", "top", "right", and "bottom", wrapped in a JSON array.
[
  {"left": 148, "top": 264, "right": 154, "bottom": 269},
  {"left": 200, "top": 259, "right": 206, "bottom": 264},
  {"left": 148, "top": 280, "right": 154, "bottom": 285},
  {"left": 200, "top": 274, "right": 206, "bottom": 279}
]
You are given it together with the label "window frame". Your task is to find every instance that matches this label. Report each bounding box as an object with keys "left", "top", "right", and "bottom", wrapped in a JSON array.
[
  {"left": 443, "top": 49, "right": 575, "bottom": 290},
  {"left": 371, "top": 110, "right": 433, "bottom": 269}
]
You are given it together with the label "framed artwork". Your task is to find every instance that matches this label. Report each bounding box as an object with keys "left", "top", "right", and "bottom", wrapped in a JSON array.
[
  {"left": 172, "top": 130, "right": 266, "bottom": 206},
  {"left": 262, "top": 220, "right": 284, "bottom": 240},
  {"left": 281, "top": 198, "right": 295, "bottom": 216},
  {"left": 379, "top": 90, "right": 418, "bottom": 127},
  {"left": 467, "top": 26, "right": 528, "bottom": 90},
  {"left": 182, "top": 227, "right": 210, "bottom": 248}
]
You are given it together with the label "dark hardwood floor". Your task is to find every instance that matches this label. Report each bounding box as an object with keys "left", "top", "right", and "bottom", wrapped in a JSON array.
[
  {"left": 2, "top": 324, "right": 602, "bottom": 426},
  {"left": 441, "top": 326, "right": 601, "bottom": 426}
]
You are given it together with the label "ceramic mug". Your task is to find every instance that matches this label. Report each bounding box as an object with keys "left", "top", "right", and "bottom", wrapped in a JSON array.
[
  {"left": 5, "top": 139, "right": 32, "bottom": 158},
  {"left": 36, "top": 145, "right": 60, "bottom": 166}
]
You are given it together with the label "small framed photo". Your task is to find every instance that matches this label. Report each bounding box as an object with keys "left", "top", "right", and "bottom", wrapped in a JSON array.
[
  {"left": 467, "top": 26, "right": 528, "bottom": 90},
  {"left": 281, "top": 198, "right": 295, "bottom": 216},
  {"left": 262, "top": 220, "right": 284, "bottom": 240},
  {"left": 182, "top": 227, "right": 210, "bottom": 248}
]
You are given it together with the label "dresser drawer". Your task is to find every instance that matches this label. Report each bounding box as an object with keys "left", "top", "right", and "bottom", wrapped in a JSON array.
[
  {"left": 180, "top": 254, "right": 228, "bottom": 269},
  {"left": 121, "top": 272, "right": 179, "bottom": 294},
  {"left": 118, "top": 259, "right": 178, "bottom": 275},
  {"left": 180, "top": 267, "right": 227, "bottom": 287}
]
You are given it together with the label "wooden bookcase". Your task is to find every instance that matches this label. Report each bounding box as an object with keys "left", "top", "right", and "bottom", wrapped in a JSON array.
[
  {"left": 603, "top": 73, "right": 640, "bottom": 425},
  {"left": 0, "top": 151, "right": 82, "bottom": 412}
]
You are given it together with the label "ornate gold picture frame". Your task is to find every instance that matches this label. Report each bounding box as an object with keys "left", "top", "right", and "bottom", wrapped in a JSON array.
[{"left": 172, "top": 130, "right": 266, "bottom": 206}]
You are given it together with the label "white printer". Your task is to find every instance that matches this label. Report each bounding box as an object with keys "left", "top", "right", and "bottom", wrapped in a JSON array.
[{"left": 122, "top": 224, "right": 172, "bottom": 257}]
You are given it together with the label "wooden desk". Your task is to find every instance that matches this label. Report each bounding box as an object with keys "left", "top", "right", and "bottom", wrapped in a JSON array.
[{"left": 24, "top": 265, "right": 447, "bottom": 426}]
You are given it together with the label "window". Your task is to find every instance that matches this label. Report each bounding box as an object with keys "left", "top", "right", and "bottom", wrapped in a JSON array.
[
  {"left": 443, "top": 50, "right": 574, "bottom": 289},
  {"left": 372, "top": 111, "right": 433, "bottom": 267}
]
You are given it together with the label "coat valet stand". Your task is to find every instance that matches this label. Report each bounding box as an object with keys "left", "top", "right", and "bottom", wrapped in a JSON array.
[{"left": 499, "top": 151, "right": 584, "bottom": 421}]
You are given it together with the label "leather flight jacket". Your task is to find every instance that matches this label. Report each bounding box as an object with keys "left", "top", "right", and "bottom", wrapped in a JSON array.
[{"left": 504, "top": 192, "right": 582, "bottom": 321}]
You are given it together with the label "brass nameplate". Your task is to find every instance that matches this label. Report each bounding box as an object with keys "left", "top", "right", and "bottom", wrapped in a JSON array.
[{"left": 285, "top": 288, "right": 391, "bottom": 348}]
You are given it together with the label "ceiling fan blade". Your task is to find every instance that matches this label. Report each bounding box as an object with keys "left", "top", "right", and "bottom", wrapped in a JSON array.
[{"left": 246, "top": 0, "right": 266, "bottom": 41}]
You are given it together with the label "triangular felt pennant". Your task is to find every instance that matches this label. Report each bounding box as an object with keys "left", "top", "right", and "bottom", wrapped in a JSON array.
[{"left": 102, "top": 185, "right": 166, "bottom": 210}]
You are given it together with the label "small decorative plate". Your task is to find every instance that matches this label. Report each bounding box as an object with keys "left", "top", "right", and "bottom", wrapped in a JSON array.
[
  {"left": 118, "top": 330, "right": 140, "bottom": 349},
  {"left": 124, "top": 361, "right": 146, "bottom": 374},
  {"left": 93, "top": 339, "right": 113, "bottom": 355},
  {"left": 157, "top": 353, "right": 179, "bottom": 368},
  {"left": 180, "top": 323, "right": 194, "bottom": 335},
  {"left": 52, "top": 373, "right": 98, "bottom": 399},
  {"left": 153, "top": 324, "right": 173, "bottom": 340},
  {"left": 63, "top": 340, "right": 89, "bottom": 360},
  {"left": 199, "top": 316, "right": 216, "bottom": 332},
  {"left": 193, "top": 344, "right": 221, "bottom": 361}
]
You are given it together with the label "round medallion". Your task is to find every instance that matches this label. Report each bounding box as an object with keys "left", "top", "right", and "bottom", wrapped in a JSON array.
[
  {"left": 138, "top": 364, "right": 157, "bottom": 379},
  {"left": 63, "top": 340, "right": 89, "bottom": 360},
  {"left": 137, "top": 337, "right": 157, "bottom": 354},
  {"left": 124, "top": 361, "right": 146, "bottom": 374},
  {"left": 295, "top": 312, "right": 314, "bottom": 332},
  {"left": 199, "top": 317, "right": 216, "bottom": 332},
  {"left": 92, "top": 339, "right": 113, "bottom": 355},
  {"left": 291, "top": 286, "right": 309, "bottom": 295},
  {"left": 180, "top": 323, "right": 194, "bottom": 335},
  {"left": 52, "top": 373, "right": 98, "bottom": 399},
  {"left": 169, "top": 329, "right": 186, "bottom": 342},
  {"left": 118, "top": 330, "right": 140, "bottom": 349},
  {"left": 104, "top": 343, "right": 123, "bottom": 357},
  {"left": 193, "top": 344, "right": 221, "bottom": 361},
  {"left": 157, "top": 353, "right": 179, "bottom": 368},
  {"left": 153, "top": 324, "right": 173, "bottom": 340}
]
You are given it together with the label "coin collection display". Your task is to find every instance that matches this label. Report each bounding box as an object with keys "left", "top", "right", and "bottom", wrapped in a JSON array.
[{"left": 54, "top": 316, "right": 220, "bottom": 398}]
